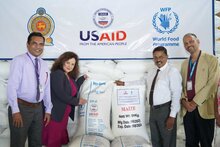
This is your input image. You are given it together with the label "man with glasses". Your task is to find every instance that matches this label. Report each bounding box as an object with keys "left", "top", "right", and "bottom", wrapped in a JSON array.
[{"left": 181, "top": 33, "right": 219, "bottom": 147}]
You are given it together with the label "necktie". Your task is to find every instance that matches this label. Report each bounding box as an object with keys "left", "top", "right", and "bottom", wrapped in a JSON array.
[
  {"left": 35, "top": 58, "right": 40, "bottom": 101},
  {"left": 149, "top": 69, "right": 160, "bottom": 106}
]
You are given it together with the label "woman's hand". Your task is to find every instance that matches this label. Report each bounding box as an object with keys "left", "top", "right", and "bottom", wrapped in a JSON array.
[
  {"left": 79, "top": 98, "right": 87, "bottom": 105},
  {"left": 83, "top": 74, "right": 88, "bottom": 80}
]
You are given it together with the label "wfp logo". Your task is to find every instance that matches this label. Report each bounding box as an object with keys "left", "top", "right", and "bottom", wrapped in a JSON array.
[{"left": 152, "top": 7, "right": 179, "bottom": 34}]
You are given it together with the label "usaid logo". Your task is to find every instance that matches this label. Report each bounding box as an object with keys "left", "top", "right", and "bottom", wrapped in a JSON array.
[
  {"left": 93, "top": 8, "right": 114, "bottom": 28},
  {"left": 80, "top": 30, "right": 126, "bottom": 41},
  {"left": 79, "top": 8, "right": 127, "bottom": 44},
  {"left": 152, "top": 7, "right": 179, "bottom": 34}
]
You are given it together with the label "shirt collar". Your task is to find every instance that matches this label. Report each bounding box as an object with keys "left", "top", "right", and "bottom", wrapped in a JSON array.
[
  {"left": 158, "top": 62, "right": 168, "bottom": 72},
  {"left": 27, "top": 51, "right": 38, "bottom": 60}
]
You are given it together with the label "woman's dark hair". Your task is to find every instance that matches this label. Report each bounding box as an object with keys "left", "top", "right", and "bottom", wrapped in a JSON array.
[{"left": 51, "top": 51, "right": 79, "bottom": 78}]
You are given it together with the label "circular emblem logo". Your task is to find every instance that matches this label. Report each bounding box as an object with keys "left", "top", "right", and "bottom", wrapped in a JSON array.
[
  {"left": 90, "top": 104, "right": 98, "bottom": 112},
  {"left": 152, "top": 9, "right": 179, "bottom": 34},
  {"left": 93, "top": 8, "right": 114, "bottom": 28},
  {"left": 28, "top": 8, "right": 55, "bottom": 46}
]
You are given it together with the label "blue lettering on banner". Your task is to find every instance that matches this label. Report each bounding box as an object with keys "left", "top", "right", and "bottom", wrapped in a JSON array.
[
  {"left": 80, "top": 30, "right": 127, "bottom": 41},
  {"left": 152, "top": 36, "right": 180, "bottom": 47},
  {"left": 79, "top": 30, "right": 127, "bottom": 46},
  {"left": 160, "top": 7, "right": 171, "bottom": 12}
]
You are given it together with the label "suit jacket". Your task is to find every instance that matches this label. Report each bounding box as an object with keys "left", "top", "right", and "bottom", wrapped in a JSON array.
[
  {"left": 181, "top": 52, "right": 219, "bottom": 119},
  {"left": 50, "top": 69, "right": 85, "bottom": 122}
]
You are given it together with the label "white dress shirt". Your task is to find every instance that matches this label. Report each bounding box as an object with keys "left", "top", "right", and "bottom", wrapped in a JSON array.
[{"left": 146, "top": 62, "right": 182, "bottom": 117}]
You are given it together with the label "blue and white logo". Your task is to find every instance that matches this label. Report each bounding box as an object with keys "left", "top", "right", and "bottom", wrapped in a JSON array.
[{"left": 152, "top": 7, "right": 179, "bottom": 34}]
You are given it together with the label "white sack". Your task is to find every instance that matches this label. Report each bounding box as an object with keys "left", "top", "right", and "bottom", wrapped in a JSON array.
[
  {"left": 0, "top": 61, "right": 10, "bottom": 80},
  {"left": 85, "top": 61, "right": 123, "bottom": 80},
  {"left": 0, "top": 128, "right": 10, "bottom": 147},
  {"left": 115, "top": 60, "right": 154, "bottom": 74},
  {"left": 74, "top": 79, "right": 114, "bottom": 140},
  {"left": 214, "top": 126, "right": 220, "bottom": 147},
  {"left": 120, "top": 73, "right": 146, "bottom": 82},
  {"left": 67, "top": 111, "right": 78, "bottom": 139},
  {"left": 87, "top": 72, "right": 113, "bottom": 81},
  {"left": 112, "top": 85, "right": 150, "bottom": 142},
  {"left": 0, "top": 81, "right": 8, "bottom": 105},
  {"left": 111, "top": 135, "right": 152, "bottom": 147},
  {"left": 0, "top": 110, "right": 9, "bottom": 129},
  {"left": 215, "top": 1, "right": 220, "bottom": 15},
  {"left": 69, "top": 135, "right": 110, "bottom": 147}
]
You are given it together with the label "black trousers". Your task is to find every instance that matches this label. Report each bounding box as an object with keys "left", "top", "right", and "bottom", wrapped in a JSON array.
[
  {"left": 8, "top": 103, "right": 43, "bottom": 147},
  {"left": 183, "top": 108, "right": 214, "bottom": 147}
]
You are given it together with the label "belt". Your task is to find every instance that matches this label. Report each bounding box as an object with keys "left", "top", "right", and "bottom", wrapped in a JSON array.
[
  {"left": 17, "top": 98, "right": 41, "bottom": 108},
  {"left": 150, "top": 101, "right": 171, "bottom": 109}
]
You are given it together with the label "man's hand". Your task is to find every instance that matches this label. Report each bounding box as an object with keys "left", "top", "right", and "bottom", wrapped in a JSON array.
[
  {"left": 115, "top": 80, "right": 125, "bottom": 86},
  {"left": 166, "top": 116, "right": 175, "bottom": 130},
  {"left": 44, "top": 113, "right": 51, "bottom": 127},
  {"left": 181, "top": 99, "right": 197, "bottom": 112},
  {"left": 188, "top": 100, "right": 197, "bottom": 112},
  {"left": 12, "top": 112, "right": 23, "bottom": 128}
]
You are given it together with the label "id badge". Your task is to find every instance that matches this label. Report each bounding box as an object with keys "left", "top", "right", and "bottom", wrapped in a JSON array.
[
  {"left": 39, "top": 84, "right": 43, "bottom": 93},
  {"left": 187, "top": 81, "right": 192, "bottom": 91}
]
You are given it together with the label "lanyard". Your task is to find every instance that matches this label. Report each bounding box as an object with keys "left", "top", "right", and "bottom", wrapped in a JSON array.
[
  {"left": 26, "top": 53, "right": 39, "bottom": 78},
  {"left": 189, "top": 51, "right": 201, "bottom": 80},
  {"left": 189, "top": 60, "right": 197, "bottom": 80}
]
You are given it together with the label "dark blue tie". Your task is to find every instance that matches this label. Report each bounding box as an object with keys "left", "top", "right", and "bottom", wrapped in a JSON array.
[
  {"left": 149, "top": 69, "right": 160, "bottom": 106},
  {"left": 35, "top": 58, "right": 40, "bottom": 101}
]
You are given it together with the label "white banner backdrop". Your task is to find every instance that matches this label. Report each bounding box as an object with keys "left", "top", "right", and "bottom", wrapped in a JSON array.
[{"left": 0, "top": 0, "right": 215, "bottom": 59}]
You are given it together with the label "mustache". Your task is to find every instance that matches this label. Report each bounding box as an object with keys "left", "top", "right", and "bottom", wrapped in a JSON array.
[
  {"left": 187, "top": 46, "right": 193, "bottom": 49},
  {"left": 156, "top": 61, "right": 162, "bottom": 64}
]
